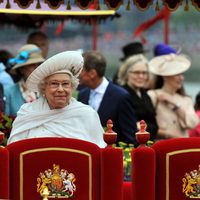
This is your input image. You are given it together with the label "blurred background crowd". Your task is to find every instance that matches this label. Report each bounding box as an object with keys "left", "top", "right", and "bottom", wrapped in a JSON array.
[{"left": 0, "top": 5, "right": 199, "bottom": 100}]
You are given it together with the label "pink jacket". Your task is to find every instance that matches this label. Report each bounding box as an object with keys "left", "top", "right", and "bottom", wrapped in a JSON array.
[{"left": 188, "top": 110, "right": 200, "bottom": 137}]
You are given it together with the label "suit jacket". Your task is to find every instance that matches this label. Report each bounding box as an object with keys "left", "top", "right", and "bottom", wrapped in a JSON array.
[
  {"left": 4, "top": 83, "right": 25, "bottom": 116},
  {"left": 0, "top": 83, "right": 4, "bottom": 112},
  {"left": 78, "top": 82, "right": 138, "bottom": 145},
  {"left": 123, "top": 85, "right": 158, "bottom": 140}
]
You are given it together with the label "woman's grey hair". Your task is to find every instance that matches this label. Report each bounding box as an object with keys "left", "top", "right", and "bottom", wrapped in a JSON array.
[
  {"left": 38, "top": 72, "right": 79, "bottom": 94},
  {"left": 118, "top": 54, "right": 148, "bottom": 86}
]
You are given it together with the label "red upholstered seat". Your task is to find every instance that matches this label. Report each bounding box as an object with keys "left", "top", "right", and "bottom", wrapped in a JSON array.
[
  {"left": 0, "top": 137, "right": 124, "bottom": 200},
  {"left": 0, "top": 146, "right": 9, "bottom": 199},
  {"left": 152, "top": 138, "right": 200, "bottom": 200},
  {"left": 131, "top": 137, "right": 200, "bottom": 200},
  {"left": 123, "top": 181, "right": 132, "bottom": 200}
]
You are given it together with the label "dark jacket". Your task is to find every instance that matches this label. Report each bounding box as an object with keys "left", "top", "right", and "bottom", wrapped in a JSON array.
[
  {"left": 123, "top": 84, "right": 158, "bottom": 140},
  {"left": 78, "top": 82, "right": 138, "bottom": 145},
  {"left": 0, "top": 83, "right": 4, "bottom": 112}
]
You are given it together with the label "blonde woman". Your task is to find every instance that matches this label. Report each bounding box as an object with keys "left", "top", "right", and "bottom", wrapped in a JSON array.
[
  {"left": 147, "top": 53, "right": 199, "bottom": 139},
  {"left": 118, "top": 54, "right": 158, "bottom": 141}
]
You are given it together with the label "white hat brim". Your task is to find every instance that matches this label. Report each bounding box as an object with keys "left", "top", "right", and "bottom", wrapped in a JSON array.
[
  {"left": 11, "top": 57, "right": 45, "bottom": 70},
  {"left": 149, "top": 54, "right": 191, "bottom": 76},
  {"left": 26, "top": 51, "right": 83, "bottom": 92}
]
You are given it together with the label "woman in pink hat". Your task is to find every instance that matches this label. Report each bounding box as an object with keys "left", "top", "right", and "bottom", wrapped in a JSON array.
[{"left": 147, "top": 53, "right": 199, "bottom": 139}]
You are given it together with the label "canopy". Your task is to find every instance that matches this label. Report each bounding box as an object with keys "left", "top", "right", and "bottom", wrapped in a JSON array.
[
  {"left": 0, "top": 0, "right": 199, "bottom": 13},
  {"left": 0, "top": 1, "right": 120, "bottom": 50},
  {"left": 0, "top": 1, "right": 120, "bottom": 29}
]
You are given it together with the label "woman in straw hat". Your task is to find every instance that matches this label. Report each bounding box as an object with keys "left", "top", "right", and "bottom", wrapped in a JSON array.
[
  {"left": 147, "top": 53, "right": 199, "bottom": 139},
  {"left": 4, "top": 44, "right": 45, "bottom": 116},
  {"left": 117, "top": 54, "right": 158, "bottom": 141},
  {"left": 7, "top": 51, "right": 106, "bottom": 148}
]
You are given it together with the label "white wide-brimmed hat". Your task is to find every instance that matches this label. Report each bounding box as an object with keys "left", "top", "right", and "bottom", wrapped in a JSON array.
[
  {"left": 26, "top": 51, "right": 84, "bottom": 92},
  {"left": 10, "top": 44, "right": 45, "bottom": 70},
  {"left": 149, "top": 53, "right": 191, "bottom": 76}
]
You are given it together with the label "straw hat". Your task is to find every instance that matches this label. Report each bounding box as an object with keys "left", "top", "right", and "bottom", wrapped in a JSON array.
[
  {"left": 26, "top": 51, "right": 84, "bottom": 92},
  {"left": 11, "top": 44, "right": 45, "bottom": 70},
  {"left": 149, "top": 53, "right": 191, "bottom": 76}
]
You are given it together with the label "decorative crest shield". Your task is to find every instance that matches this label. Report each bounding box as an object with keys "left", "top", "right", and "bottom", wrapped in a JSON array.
[
  {"left": 37, "top": 164, "right": 76, "bottom": 198},
  {"left": 182, "top": 164, "right": 200, "bottom": 198}
]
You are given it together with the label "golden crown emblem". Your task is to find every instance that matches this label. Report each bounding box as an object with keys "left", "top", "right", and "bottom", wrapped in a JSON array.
[
  {"left": 37, "top": 164, "right": 76, "bottom": 199},
  {"left": 182, "top": 164, "right": 200, "bottom": 198}
]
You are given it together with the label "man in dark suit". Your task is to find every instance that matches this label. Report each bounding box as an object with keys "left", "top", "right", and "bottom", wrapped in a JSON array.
[{"left": 78, "top": 51, "right": 138, "bottom": 146}]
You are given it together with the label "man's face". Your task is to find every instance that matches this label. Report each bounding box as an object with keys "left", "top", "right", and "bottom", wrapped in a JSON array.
[
  {"left": 30, "top": 37, "right": 49, "bottom": 58},
  {"left": 79, "top": 67, "right": 92, "bottom": 87}
]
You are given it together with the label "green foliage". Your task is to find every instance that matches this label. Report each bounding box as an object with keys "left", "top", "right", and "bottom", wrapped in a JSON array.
[
  {"left": 0, "top": 112, "right": 15, "bottom": 146},
  {"left": 113, "top": 141, "right": 154, "bottom": 180}
]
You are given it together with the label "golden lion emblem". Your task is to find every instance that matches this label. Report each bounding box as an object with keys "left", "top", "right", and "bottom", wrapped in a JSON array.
[
  {"left": 37, "top": 164, "right": 76, "bottom": 198},
  {"left": 182, "top": 165, "right": 200, "bottom": 198}
]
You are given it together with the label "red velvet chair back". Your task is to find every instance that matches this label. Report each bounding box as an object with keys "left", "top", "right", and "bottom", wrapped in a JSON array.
[
  {"left": 152, "top": 138, "right": 200, "bottom": 200},
  {"left": 0, "top": 146, "right": 9, "bottom": 199},
  {"left": 2, "top": 137, "right": 123, "bottom": 200}
]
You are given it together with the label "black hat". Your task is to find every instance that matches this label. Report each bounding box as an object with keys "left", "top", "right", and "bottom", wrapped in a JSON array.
[{"left": 120, "top": 42, "right": 147, "bottom": 61}]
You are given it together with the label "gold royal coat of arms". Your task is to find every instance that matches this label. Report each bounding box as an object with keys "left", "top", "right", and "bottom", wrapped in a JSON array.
[
  {"left": 37, "top": 164, "right": 76, "bottom": 198},
  {"left": 182, "top": 164, "right": 200, "bottom": 198}
]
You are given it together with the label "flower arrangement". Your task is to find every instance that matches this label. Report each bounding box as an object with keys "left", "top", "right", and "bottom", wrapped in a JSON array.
[
  {"left": 112, "top": 142, "right": 134, "bottom": 181},
  {"left": 114, "top": 140, "right": 154, "bottom": 181},
  {"left": 119, "top": 142, "right": 134, "bottom": 181},
  {"left": 0, "top": 112, "right": 15, "bottom": 145}
]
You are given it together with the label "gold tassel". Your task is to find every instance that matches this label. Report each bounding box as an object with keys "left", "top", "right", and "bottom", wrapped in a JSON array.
[
  {"left": 126, "top": 0, "right": 131, "bottom": 10},
  {"left": 155, "top": 0, "right": 160, "bottom": 11},
  {"left": 6, "top": 0, "right": 11, "bottom": 8},
  {"left": 66, "top": 0, "right": 71, "bottom": 10},
  {"left": 36, "top": 0, "right": 41, "bottom": 9},
  {"left": 184, "top": 0, "right": 189, "bottom": 11}
]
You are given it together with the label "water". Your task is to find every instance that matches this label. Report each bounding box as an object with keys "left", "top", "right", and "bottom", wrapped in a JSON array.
[{"left": 185, "top": 82, "right": 199, "bottom": 102}]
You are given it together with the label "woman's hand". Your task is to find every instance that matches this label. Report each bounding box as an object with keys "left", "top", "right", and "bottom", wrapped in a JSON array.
[{"left": 157, "top": 93, "right": 176, "bottom": 106}]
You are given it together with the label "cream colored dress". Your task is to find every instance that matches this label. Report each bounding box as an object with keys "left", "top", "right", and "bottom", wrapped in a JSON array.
[{"left": 148, "top": 89, "right": 199, "bottom": 138}]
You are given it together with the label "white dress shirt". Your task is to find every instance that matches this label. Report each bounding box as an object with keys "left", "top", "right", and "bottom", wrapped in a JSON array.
[{"left": 89, "top": 77, "right": 109, "bottom": 111}]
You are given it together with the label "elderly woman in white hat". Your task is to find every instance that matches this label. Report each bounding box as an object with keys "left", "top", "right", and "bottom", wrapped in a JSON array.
[
  {"left": 7, "top": 51, "right": 106, "bottom": 148},
  {"left": 4, "top": 44, "right": 45, "bottom": 116},
  {"left": 147, "top": 53, "right": 199, "bottom": 139}
]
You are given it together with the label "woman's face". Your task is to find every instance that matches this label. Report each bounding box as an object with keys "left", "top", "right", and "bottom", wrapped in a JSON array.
[
  {"left": 19, "top": 63, "right": 40, "bottom": 80},
  {"left": 43, "top": 73, "right": 73, "bottom": 109},
  {"left": 127, "top": 62, "right": 148, "bottom": 89},
  {"left": 164, "top": 73, "right": 184, "bottom": 91}
]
